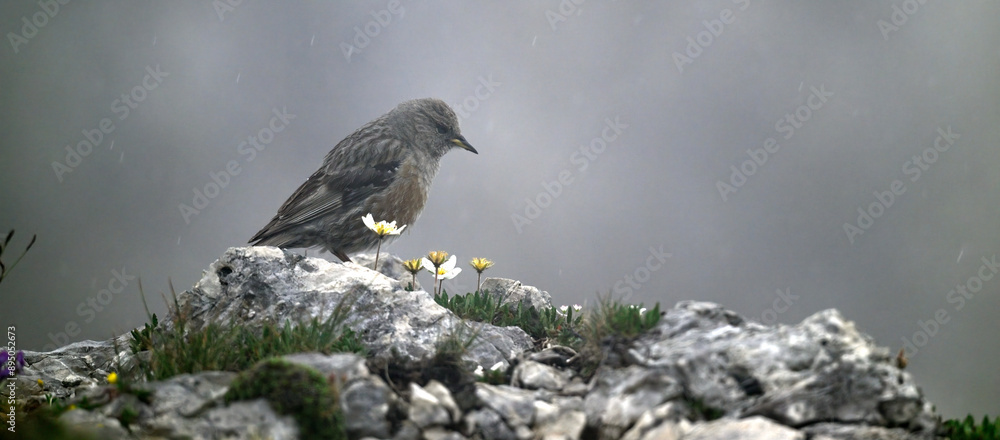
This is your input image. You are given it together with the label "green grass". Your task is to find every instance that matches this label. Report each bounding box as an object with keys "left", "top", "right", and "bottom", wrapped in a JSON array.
[
  {"left": 433, "top": 289, "right": 583, "bottom": 347},
  {"left": 944, "top": 415, "right": 1000, "bottom": 440},
  {"left": 434, "top": 289, "right": 661, "bottom": 379},
  {"left": 127, "top": 284, "right": 364, "bottom": 381}
]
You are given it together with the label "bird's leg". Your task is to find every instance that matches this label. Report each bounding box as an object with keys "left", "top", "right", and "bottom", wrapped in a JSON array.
[{"left": 334, "top": 250, "right": 352, "bottom": 263}]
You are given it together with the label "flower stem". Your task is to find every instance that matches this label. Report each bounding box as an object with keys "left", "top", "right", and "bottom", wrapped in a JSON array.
[{"left": 373, "top": 237, "right": 382, "bottom": 271}]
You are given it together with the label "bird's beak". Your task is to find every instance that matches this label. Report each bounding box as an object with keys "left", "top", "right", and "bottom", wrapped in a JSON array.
[{"left": 450, "top": 136, "right": 478, "bottom": 154}]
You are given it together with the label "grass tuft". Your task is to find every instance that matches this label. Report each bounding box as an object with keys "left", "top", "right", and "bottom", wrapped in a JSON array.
[
  {"left": 128, "top": 282, "right": 364, "bottom": 381},
  {"left": 225, "top": 358, "right": 346, "bottom": 440}
]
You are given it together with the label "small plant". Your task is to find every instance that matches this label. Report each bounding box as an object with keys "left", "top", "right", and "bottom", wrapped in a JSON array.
[
  {"left": 434, "top": 290, "right": 583, "bottom": 347},
  {"left": 225, "top": 358, "right": 346, "bottom": 440},
  {"left": 469, "top": 257, "right": 494, "bottom": 292},
  {"left": 361, "top": 213, "right": 405, "bottom": 271},
  {"left": 402, "top": 258, "right": 423, "bottom": 290},
  {"left": 944, "top": 414, "right": 1000, "bottom": 440},
  {"left": 422, "top": 252, "right": 461, "bottom": 295},
  {"left": 0, "top": 229, "right": 36, "bottom": 285},
  {"left": 575, "top": 296, "right": 662, "bottom": 377},
  {"left": 128, "top": 282, "right": 364, "bottom": 381}
]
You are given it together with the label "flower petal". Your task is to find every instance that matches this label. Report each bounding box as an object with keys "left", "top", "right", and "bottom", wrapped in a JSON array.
[{"left": 362, "top": 213, "right": 376, "bottom": 230}]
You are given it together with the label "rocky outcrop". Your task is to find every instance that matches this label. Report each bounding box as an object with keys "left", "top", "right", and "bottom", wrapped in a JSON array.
[{"left": 7, "top": 247, "right": 945, "bottom": 439}]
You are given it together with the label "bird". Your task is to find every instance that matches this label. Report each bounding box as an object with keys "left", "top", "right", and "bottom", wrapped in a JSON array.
[{"left": 249, "top": 98, "right": 477, "bottom": 262}]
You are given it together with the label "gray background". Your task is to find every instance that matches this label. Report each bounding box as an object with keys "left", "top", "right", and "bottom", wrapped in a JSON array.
[{"left": 1, "top": 1, "right": 998, "bottom": 418}]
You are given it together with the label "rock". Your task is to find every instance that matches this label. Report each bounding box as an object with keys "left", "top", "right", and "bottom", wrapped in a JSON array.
[
  {"left": 464, "top": 408, "right": 518, "bottom": 440},
  {"left": 177, "top": 247, "right": 533, "bottom": 370},
  {"left": 475, "top": 383, "right": 536, "bottom": 428},
  {"left": 9, "top": 249, "right": 945, "bottom": 440},
  {"left": 409, "top": 382, "right": 452, "bottom": 428},
  {"left": 340, "top": 375, "right": 394, "bottom": 438},
  {"left": 684, "top": 416, "right": 803, "bottom": 440},
  {"left": 480, "top": 277, "right": 553, "bottom": 310},
  {"left": 534, "top": 407, "right": 586, "bottom": 440},
  {"left": 353, "top": 253, "right": 421, "bottom": 288},
  {"left": 584, "top": 365, "right": 684, "bottom": 438},
  {"left": 511, "top": 360, "right": 572, "bottom": 391},
  {"left": 422, "top": 426, "right": 468, "bottom": 440},
  {"left": 620, "top": 402, "right": 689, "bottom": 440},
  {"left": 625, "top": 302, "right": 937, "bottom": 433},
  {"left": 425, "top": 380, "right": 462, "bottom": 423}
]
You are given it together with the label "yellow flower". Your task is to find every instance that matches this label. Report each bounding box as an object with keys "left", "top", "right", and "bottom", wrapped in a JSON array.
[
  {"left": 68, "top": 404, "right": 77, "bottom": 410},
  {"left": 426, "top": 251, "right": 449, "bottom": 267},
  {"left": 36, "top": 379, "right": 44, "bottom": 387},
  {"left": 403, "top": 259, "right": 423, "bottom": 275},
  {"left": 470, "top": 258, "right": 494, "bottom": 273},
  {"left": 362, "top": 213, "right": 406, "bottom": 237},
  {"left": 107, "top": 372, "right": 118, "bottom": 384}
]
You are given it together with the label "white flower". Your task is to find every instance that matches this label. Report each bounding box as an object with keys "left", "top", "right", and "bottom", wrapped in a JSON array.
[
  {"left": 639, "top": 307, "right": 647, "bottom": 315},
  {"left": 362, "top": 213, "right": 406, "bottom": 237},
  {"left": 572, "top": 304, "right": 582, "bottom": 312},
  {"left": 558, "top": 305, "right": 569, "bottom": 315},
  {"left": 423, "top": 255, "right": 461, "bottom": 280},
  {"left": 490, "top": 361, "right": 504, "bottom": 371},
  {"left": 473, "top": 365, "right": 484, "bottom": 377}
]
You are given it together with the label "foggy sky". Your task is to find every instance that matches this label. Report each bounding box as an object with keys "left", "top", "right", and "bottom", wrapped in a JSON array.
[{"left": 1, "top": 1, "right": 998, "bottom": 418}]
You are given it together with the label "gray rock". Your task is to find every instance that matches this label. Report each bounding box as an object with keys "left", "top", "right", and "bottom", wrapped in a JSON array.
[
  {"left": 341, "top": 375, "right": 394, "bottom": 438},
  {"left": 282, "top": 352, "right": 369, "bottom": 382},
  {"left": 475, "top": 383, "right": 537, "bottom": 428},
  {"left": 409, "top": 382, "right": 452, "bottom": 428},
  {"left": 584, "top": 365, "right": 684, "bottom": 438},
  {"left": 425, "top": 379, "right": 462, "bottom": 423},
  {"left": 480, "top": 277, "right": 553, "bottom": 310},
  {"left": 684, "top": 416, "right": 803, "bottom": 440},
  {"left": 423, "top": 426, "right": 468, "bottom": 440},
  {"left": 533, "top": 405, "right": 586, "bottom": 440},
  {"left": 465, "top": 408, "right": 518, "bottom": 440},
  {"left": 626, "top": 301, "right": 938, "bottom": 433},
  {"left": 511, "top": 360, "right": 572, "bottom": 391},
  {"left": 620, "top": 402, "right": 689, "bottom": 440},
  {"left": 178, "top": 247, "right": 533, "bottom": 370}
]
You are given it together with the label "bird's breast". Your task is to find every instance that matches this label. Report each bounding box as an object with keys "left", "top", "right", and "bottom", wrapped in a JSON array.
[{"left": 378, "top": 160, "right": 430, "bottom": 226}]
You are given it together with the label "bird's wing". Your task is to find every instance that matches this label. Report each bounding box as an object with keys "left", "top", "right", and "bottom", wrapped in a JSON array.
[{"left": 269, "top": 160, "right": 401, "bottom": 227}]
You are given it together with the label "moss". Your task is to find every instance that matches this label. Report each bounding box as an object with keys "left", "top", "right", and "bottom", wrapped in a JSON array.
[{"left": 225, "top": 358, "right": 346, "bottom": 440}]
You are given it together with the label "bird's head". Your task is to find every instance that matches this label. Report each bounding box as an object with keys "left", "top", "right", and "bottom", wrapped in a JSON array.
[{"left": 394, "top": 98, "right": 478, "bottom": 159}]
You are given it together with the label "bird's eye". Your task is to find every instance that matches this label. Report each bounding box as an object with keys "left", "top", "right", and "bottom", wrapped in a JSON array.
[{"left": 435, "top": 123, "right": 448, "bottom": 134}]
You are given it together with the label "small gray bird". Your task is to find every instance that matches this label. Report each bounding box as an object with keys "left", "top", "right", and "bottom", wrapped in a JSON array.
[{"left": 249, "top": 98, "right": 477, "bottom": 262}]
